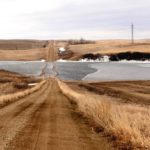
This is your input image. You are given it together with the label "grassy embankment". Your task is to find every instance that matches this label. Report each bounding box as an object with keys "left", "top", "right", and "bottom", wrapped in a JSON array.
[
  {"left": 0, "top": 81, "right": 46, "bottom": 107},
  {"left": 0, "top": 70, "right": 46, "bottom": 107},
  {"left": 0, "top": 80, "right": 46, "bottom": 107},
  {"left": 57, "top": 79, "right": 150, "bottom": 149}
]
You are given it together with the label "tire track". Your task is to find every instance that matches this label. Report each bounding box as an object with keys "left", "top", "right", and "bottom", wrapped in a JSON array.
[
  {"left": 6, "top": 79, "right": 113, "bottom": 150},
  {"left": 0, "top": 81, "right": 49, "bottom": 150}
]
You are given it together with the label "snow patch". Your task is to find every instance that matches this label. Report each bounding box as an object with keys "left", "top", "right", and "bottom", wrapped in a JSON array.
[
  {"left": 80, "top": 55, "right": 110, "bottom": 62},
  {"left": 28, "top": 83, "right": 37, "bottom": 86},
  {"left": 56, "top": 59, "right": 68, "bottom": 62},
  {"left": 41, "top": 59, "right": 46, "bottom": 62},
  {"left": 59, "top": 47, "right": 66, "bottom": 53},
  {"left": 119, "top": 60, "right": 150, "bottom": 63}
]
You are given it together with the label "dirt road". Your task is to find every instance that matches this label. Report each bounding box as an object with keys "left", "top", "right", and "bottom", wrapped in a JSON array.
[
  {"left": 0, "top": 78, "right": 113, "bottom": 150},
  {"left": 0, "top": 42, "right": 113, "bottom": 149}
]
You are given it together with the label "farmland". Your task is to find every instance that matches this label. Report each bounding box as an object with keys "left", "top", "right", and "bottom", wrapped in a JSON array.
[{"left": 0, "top": 40, "right": 149, "bottom": 149}]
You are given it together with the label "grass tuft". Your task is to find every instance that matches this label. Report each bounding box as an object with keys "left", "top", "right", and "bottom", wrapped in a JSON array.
[{"left": 57, "top": 79, "right": 150, "bottom": 150}]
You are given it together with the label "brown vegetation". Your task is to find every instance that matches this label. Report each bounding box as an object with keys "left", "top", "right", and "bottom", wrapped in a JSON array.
[
  {"left": 0, "top": 48, "right": 48, "bottom": 61},
  {"left": 0, "top": 40, "right": 49, "bottom": 61},
  {"left": 0, "top": 70, "right": 44, "bottom": 107},
  {"left": 68, "top": 40, "right": 150, "bottom": 60},
  {"left": 0, "top": 69, "right": 40, "bottom": 83},
  {"left": 0, "top": 80, "right": 46, "bottom": 107},
  {"left": 0, "top": 39, "right": 150, "bottom": 61},
  {"left": 0, "top": 40, "right": 48, "bottom": 50},
  {"left": 77, "top": 81, "right": 150, "bottom": 105},
  {"left": 58, "top": 79, "right": 150, "bottom": 149}
]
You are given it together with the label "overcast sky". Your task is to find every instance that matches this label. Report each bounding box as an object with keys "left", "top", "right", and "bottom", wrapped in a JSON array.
[{"left": 0, "top": 0, "right": 150, "bottom": 39}]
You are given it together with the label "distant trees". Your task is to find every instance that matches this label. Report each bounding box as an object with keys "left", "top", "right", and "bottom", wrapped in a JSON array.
[
  {"left": 109, "top": 52, "right": 150, "bottom": 61},
  {"left": 82, "top": 53, "right": 102, "bottom": 60},
  {"left": 81, "top": 52, "right": 150, "bottom": 61},
  {"left": 68, "top": 38, "right": 95, "bottom": 45}
]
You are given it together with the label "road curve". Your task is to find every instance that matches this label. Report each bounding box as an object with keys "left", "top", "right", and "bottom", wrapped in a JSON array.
[{"left": 0, "top": 78, "right": 113, "bottom": 150}]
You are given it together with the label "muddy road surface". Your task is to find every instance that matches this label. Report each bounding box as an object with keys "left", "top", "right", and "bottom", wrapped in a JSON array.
[{"left": 0, "top": 79, "right": 113, "bottom": 150}]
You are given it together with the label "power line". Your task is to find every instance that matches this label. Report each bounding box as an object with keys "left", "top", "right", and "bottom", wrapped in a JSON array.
[{"left": 131, "top": 23, "right": 134, "bottom": 44}]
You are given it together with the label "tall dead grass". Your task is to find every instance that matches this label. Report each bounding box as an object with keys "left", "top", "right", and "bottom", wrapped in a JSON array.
[
  {"left": 0, "top": 80, "right": 46, "bottom": 107},
  {"left": 57, "top": 79, "right": 150, "bottom": 149}
]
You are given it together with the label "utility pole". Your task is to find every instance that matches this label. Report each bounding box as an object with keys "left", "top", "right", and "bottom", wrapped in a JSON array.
[{"left": 131, "top": 23, "right": 134, "bottom": 44}]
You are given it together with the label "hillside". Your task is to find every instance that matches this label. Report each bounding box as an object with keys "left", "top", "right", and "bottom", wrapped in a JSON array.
[
  {"left": 0, "top": 40, "right": 48, "bottom": 50},
  {"left": 68, "top": 40, "right": 150, "bottom": 60},
  {"left": 0, "top": 40, "right": 49, "bottom": 61}
]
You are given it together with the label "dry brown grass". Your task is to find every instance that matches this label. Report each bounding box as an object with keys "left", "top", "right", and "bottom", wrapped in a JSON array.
[
  {"left": 57, "top": 79, "right": 150, "bottom": 149},
  {"left": 0, "top": 70, "right": 44, "bottom": 107},
  {"left": 0, "top": 69, "right": 40, "bottom": 83},
  {"left": 0, "top": 80, "right": 46, "bottom": 107},
  {"left": 0, "top": 70, "right": 41, "bottom": 96},
  {"left": 78, "top": 81, "right": 150, "bottom": 105},
  {"left": 69, "top": 40, "right": 150, "bottom": 60},
  {"left": 0, "top": 39, "right": 150, "bottom": 61},
  {"left": 0, "top": 48, "right": 48, "bottom": 61},
  {"left": 0, "top": 40, "right": 47, "bottom": 50},
  {"left": 0, "top": 40, "right": 49, "bottom": 61}
]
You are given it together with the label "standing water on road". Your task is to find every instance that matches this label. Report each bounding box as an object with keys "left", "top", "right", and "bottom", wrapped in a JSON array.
[{"left": 0, "top": 61, "right": 150, "bottom": 81}]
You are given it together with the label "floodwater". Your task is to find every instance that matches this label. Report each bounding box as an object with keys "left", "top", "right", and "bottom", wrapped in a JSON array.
[
  {"left": 0, "top": 61, "right": 45, "bottom": 76},
  {"left": 56, "top": 62, "right": 96, "bottom": 80},
  {"left": 0, "top": 61, "right": 150, "bottom": 81},
  {"left": 83, "top": 62, "right": 150, "bottom": 81}
]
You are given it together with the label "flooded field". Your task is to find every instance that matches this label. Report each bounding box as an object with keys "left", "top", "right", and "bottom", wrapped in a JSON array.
[
  {"left": 57, "top": 62, "right": 150, "bottom": 81},
  {"left": 0, "top": 61, "right": 150, "bottom": 81},
  {"left": 83, "top": 62, "right": 150, "bottom": 81}
]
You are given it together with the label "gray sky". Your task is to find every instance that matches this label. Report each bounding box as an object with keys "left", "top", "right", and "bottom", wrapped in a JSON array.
[{"left": 0, "top": 0, "right": 150, "bottom": 39}]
